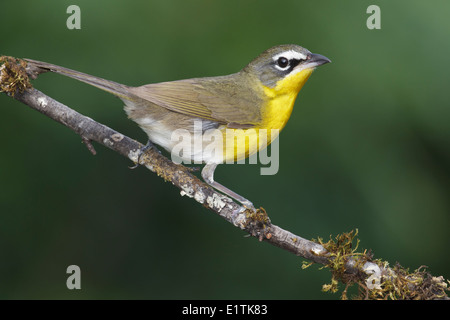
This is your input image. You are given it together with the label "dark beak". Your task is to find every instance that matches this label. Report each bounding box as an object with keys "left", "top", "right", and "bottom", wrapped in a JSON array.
[{"left": 306, "top": 53, "right": 331, "bottom": 68}]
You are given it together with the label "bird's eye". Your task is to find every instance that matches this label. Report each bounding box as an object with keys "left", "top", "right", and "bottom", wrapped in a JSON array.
[{"left": 277, "top": 57, "right": 289, "bottom": 68}]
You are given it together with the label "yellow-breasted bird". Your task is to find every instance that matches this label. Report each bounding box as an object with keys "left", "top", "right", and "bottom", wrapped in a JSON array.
[{"left": 26, "top": 44, "right": 330, "bottom": 210}]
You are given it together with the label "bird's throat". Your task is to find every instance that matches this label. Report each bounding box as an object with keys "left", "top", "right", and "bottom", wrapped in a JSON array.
[{"left": 261, "top": 68, "right": 314, "bottom": 131}]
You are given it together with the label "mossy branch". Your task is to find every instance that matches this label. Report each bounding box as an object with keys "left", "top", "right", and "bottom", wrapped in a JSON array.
[{"left": 1, "top": 56, "right": 448, "bottom": 300}]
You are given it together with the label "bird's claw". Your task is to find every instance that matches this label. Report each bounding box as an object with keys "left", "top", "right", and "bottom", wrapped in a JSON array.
[{"left": 129, "top": 140, "right": 156, "bottom": 169}]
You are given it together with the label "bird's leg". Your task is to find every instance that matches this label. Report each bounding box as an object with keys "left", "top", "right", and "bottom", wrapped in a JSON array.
[
  {"left": 201, "top": 163, "right": 255, "bottom": 211},
  {"left": 129, "top": 139, "right": 158, "bottom": 169}
]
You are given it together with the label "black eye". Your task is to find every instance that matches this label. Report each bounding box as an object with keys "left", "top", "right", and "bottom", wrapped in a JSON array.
[{"left": 277, "top": 57, "right": 289, "bottom": 68}]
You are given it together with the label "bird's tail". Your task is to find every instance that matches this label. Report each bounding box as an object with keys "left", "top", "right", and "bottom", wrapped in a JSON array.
[{"left": 25, "top": 58, "right": 137, "bottom": 101}]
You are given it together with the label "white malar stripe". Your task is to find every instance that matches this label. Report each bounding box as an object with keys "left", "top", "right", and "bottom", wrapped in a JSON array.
[
  {"left": 272, "top": 50, "right": 307, "bottom": 62},
  {"left": 288, "top": 64, "right": 315, "bottom": 77}
]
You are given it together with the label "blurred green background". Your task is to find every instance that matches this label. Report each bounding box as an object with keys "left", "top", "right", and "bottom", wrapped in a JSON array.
[{"left": 1, "top": 0, "right": 449, "bottom": 299}]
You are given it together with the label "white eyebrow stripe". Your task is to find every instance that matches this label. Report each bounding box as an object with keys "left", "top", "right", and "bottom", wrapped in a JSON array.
[{"left": 272, "top": 50, "right": 307, "bottom": 62}]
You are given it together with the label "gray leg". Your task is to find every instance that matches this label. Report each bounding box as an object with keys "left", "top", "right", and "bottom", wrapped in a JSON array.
[
  {"left": 129, "top": 140, "right": 157, "bottom": 169},
  {"left": 202, "top": 163, "right": 255, "bottom": 210}
]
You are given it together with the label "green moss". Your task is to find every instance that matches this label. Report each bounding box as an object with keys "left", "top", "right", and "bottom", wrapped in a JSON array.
[
  {"left": 244, "top": 207, "right": 272, "bottom": 240},
  {"left": 313, "top": 229, "right": 372, "bottom": 299},
  {"left": 0, "top": 56, "right": 31, "bottom": 96},
  {"left": 308, "top": 229, "right": 449, "bottom": 300}
]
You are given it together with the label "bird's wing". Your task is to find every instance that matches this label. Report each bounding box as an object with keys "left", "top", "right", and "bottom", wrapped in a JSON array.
[{"left": 130, "top": 73, "right": 264, "bottom": 128}]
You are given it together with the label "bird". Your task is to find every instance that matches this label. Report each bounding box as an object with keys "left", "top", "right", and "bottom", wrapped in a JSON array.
[{"left": 26, "top": 44, "right": 330, "bottom": 210}]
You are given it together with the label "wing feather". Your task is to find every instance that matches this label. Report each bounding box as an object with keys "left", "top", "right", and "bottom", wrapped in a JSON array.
[{"left": 129, "top": 73, "right": 264, "bottom": 126}]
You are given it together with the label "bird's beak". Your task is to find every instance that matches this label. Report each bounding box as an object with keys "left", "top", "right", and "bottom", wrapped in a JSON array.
[{"left": 305, "top": 53, "right": 331, "bottom": 68}]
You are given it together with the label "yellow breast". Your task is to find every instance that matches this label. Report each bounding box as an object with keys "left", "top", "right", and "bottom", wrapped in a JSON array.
[
  {"left": 221, "top": 68, "right": 314, "bottom": 163},
  {"left": 261, "top": 68, "right": 314, "bottom": 130}
]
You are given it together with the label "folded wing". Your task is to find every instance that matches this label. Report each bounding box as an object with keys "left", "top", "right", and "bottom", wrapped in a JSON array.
[{"left": 130, "top": 73, "right": 264, "bottom": 128}]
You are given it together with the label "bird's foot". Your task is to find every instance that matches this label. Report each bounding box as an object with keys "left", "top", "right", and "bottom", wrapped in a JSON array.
[{"left": 129, "top": 140, "right": 157, "bottom": 169}]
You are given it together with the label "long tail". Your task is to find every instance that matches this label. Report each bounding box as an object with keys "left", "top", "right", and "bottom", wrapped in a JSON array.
[{"left": 25, "top": 58, "right": 137, "bottom": 101}]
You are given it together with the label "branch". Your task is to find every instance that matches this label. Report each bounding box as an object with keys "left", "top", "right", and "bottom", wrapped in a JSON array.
[{"left": 1, "top": 56, "right": 448, "bottom": 300}]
